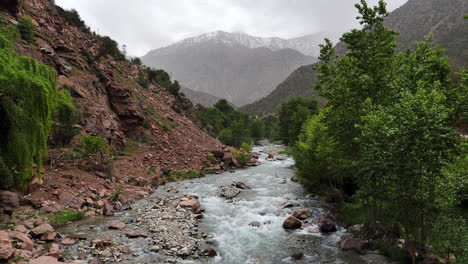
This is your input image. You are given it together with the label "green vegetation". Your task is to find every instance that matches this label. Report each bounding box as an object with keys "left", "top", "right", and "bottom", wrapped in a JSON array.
[
  {"left": 56, "top": 7, "right": 91, "bottom": 34},
  {"left": 17, "top": 16, "right": 35, "bottom": 43},
  {"left": 51, "top": 90, "right": 79, "bottom": 147},
  {"left": 75, "top": 135, "right": 110, "bottom": 156},
  {"left": 98, "top": 36, "right": 126, "bottom": 61},
  {"left": 172, "top": 170, "right": 201, "bottom": 179},
  {"left": 0, "top": 25, "right": 58, "bottom": 188},
  {"left": 289, "top": 0, "right": 467, "bottom": 262},
  {"left": 110, "top": 185, "right": 124, "bottom": 202},
  {"left": 50, "top": 210, "right": 85, "bottom": 226},
  {"left": 279, "top": 97, "right": 319, "bottom": 145}
]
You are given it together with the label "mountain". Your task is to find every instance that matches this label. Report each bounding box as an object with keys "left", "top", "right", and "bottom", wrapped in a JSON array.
[
  {"left": 141, "top": 31, "right": 318, "bottom": 106},
  {"left": 180, "top": 86, "right": 223, "bottom": 107},
  {"left": 241, "top": 0, "right": 468, "bottom": 116}
]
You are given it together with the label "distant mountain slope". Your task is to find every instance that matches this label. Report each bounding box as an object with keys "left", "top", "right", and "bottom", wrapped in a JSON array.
[
  {"left": 241, "top": 0, "right": 468, "bottom": 116},
  {"left": 180, "top": 87, "right": 223, "bottom": 107},
  {"left": 141, "top": 31, "right": 318, "bottom": 106}
]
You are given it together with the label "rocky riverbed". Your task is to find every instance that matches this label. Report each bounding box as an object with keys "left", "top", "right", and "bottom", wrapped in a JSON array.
[{"left": 0, "top": 145, "right": 389, "bottom": 264}]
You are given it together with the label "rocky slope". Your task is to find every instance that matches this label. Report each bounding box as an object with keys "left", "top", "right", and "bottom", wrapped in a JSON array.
[
  {"left": 241, "top": 0, "right": 468, "bottom": 116},
  {"left": 180, "top": 86, "right": 224, "bottom": 107},
  {"left": 0, "top": 0, "right": 247, "bottom": 228},
  {"left": 141, "top": 31, "right": 317, "bottom": 106}
]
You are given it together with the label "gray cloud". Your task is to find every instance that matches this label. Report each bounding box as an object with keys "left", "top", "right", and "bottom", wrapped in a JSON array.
[{"left": 55, "top": 0, "right": 407, "bottom": 56}]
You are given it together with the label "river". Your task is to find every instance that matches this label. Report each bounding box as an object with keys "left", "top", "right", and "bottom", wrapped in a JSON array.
[{"left": 59, "top": 145, "right": 365, "bottom": 264}]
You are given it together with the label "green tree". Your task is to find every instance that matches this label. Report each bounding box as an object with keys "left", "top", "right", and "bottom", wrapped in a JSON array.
[
  {"left": 250, "top": 119, "right": 265, "bottom": 143},
  {"left": 214, "top": 99, "right": 234, "bottom": 113},
  {"left": 279, "top": 97, "right": 318, "bottom": 144},
  {"left": 169, "top": 80, "right": 181, "bottom": 96}
]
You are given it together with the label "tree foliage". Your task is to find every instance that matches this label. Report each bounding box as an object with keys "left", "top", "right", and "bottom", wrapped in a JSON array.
[
  {"left": 292, "top": 0, "right": 466, "bottom": 258},
  {"left": 278, "top": 97, "right": 318, "bottom": 145}
]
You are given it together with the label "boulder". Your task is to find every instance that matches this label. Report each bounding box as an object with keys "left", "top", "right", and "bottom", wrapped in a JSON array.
[
  {"left": 326, "top": 189, "right": 343, "bottom": 204},
  {"left": 249, "top": 221, "right": 261, "bottom": 227},
  {"left": 266, "top": 153, "right": 276, "bottom": 161},
  {"left": 30, "top": 256, "right": 64, "bottom": 264},
  {"left": 292, "top": 208, "right": 312, "bottom": 220},
  {"left": 41, "top": 232, "right": 57, "bottom": 241},
  {"left": 0, "top": 191, "right": 20, "bottom": 208},
  {"left": 0, "top": 233, "right": 14, "bottom": 260},
  {"left": 178, "top": 199, "right": 201, "bottom": 212},
  {"left": 203, "top": 248, "right": 217, "bottom": 257},
  {"left": 283, "top": 216, "right": 302, "bottom": 230},
  {"left": 45, "top": 243, "right": 62, "bottom": 259},
  {"left": 31, "top": 224, "right": 54, "bottom": 237},
  {"left": 109, "top": 220, "right": 126, "bottom": 230},
  {"left": 219, "top": 186, "right": 240, "bottom": 199},
  {"left": 280, "top": 202, "right": 296, "bottom": 208},
  {"left": 339, "top": 238, "right": 363, "bottom": 254},
  {"left": 14, "top": 225, "right": 28, "bottom": 234},
  {"left": 319, "top": 216, "right": 337, "bottom": 233},
  {"left": 103, "top": 200, "right": 115, "bottom": 216},
  {"left": 9, "top": 231, "right": 34, "bottom": 251},
  {"left": 58, "top": 191, "right": 85, "bottom": 209}
]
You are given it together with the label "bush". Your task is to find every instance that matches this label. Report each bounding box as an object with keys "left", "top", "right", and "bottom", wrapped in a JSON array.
[
  {"left": 131, "top": 57, "right": 142, "bottom": 65},
  {"left": 231, "top": 148, "right": 251, "bottom": 167},
  {"left": 241, "top": 142, "right": 252, "bottom": 152},
  {"left": 56, "top": 7, "right": 90, "bottom": 34},
  {"left": 168, "top": 80, "right": 181, "bottom": 96},
  {"left": 98, "top": 36, "right": 125, "bottom": 61},
  {"left": 75, "top": 135, "right": 110, "bottom": 156},
  {"left": 136, "top": 71, "right": 149, "bottom": 89},
  {"left": 429, "top": 213, "right": 468, "bottom": 263},
  {"left": 172, "top": 170, "right": 200, "bottom": 179},
  {"left": 17, "top": 16, "right": 35, "bottom": 43}
]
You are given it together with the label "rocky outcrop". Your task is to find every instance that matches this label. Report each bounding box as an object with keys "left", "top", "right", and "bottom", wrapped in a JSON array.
[{"left": 339, "top": 238, "right": 363, "bottom": 254}]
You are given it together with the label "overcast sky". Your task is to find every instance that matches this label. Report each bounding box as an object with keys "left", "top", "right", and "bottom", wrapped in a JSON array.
[{"left": 55, "top": 0, "right": 408, "bottom": 57}]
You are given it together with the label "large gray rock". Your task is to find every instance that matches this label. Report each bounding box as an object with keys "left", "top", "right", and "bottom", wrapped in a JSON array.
[{"left": 219, "top": 186, "right": 240, "bottom": 199}]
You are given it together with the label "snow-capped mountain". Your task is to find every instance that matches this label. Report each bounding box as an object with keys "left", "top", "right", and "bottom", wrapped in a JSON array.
[
  {"left": 141, "top": 31, "right": 322, "bottom": 106},
  {"left": 147, "top": 31, "right": 332, "bottom": 57}
]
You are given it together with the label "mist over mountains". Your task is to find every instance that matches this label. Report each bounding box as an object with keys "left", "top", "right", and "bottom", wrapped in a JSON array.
[{"left": 141, "top": 31, "right": 325, "bottom": 106}]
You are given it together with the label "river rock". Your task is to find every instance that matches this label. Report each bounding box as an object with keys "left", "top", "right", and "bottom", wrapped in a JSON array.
[
  {"left": 280, "top": 202, "right": 296, "bottom": 208},
  {"left": 31, "top": 224, "right": 54, "bottom": 237},
  {"left": 40, "top": 232, "right": 56, "bottom": 241},
  {"left": 283, "top": 216, "right": 302, "bottom": 230},
  {"left": 203, "top": 248, "right": 217, "bottom": 257},
  {"left": 0, "top": 231, "right": 14, "bottom": 260},
  {"left": 232, "top": 182, "right": 252, "bottom": 189},
  {"left": 319, "top": 216, "right": 337, "bottom": 233},
  {"left": 109, "top": 220, "right": 126, "bottom": 230},
  {"left": 249, "top": 221, "right": 261, "bottom": 227},
  {"left": 103, "top": 200, "right": 115, "bottom": 216},
  {"left": 292, "top": 208, "right": 312, "bottom": 220},
  {"left": 178, "top": 199, "right": 201, "bottom": 211},
  {"left": 219, "top": 186, "right": 240, "bottom": 199},
  {"left": 125, "top": 232, "right": 148, "bottom": 238},
  {"left": 10, "top": 231, "right": 34, "bottom": 251},
  {"left": 266, "top": 154, "right": 276, "bottom": 161},
  {"left": 61, "top": 238, "right": 76, "bottom": 245},
  {"left": 45, "top": 243, "right": 62, "bottom": 258},
  {"left": 291, "top": 252, "right": 304, "bottom": 260},
  {"left": 340, "top": 238, "right": 363, "bottom": 254},
  {"left": 30, "top": 256, "right": 64, "bottom": 264}
]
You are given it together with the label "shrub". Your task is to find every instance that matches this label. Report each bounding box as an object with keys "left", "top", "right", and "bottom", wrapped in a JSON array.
[
  {"left": 231, "top": 148, "right": 251, "bottom": 167},
  {"left": 98, "top": 36, "right": 125, "bottom": 61},
  {"left": 172, "top": 170, "right": 200, "bottom": 179},
  {"left": 241, "top": 142, "right": 252, "bottom": 152},
  {"left": 75, "top": 135, "right": 110, "bottom": 155},
  {"left": 110, "top": 185, "right": 124, "bottom": 202},
  {"left": 56, "top": 7, "right": 90, "bottom": 34},
  {"left": 429, "top": 213, "right": 468, "bottom": 263},
  {"left": 17, "top": 16, "right": 35, "bottom": 43},
  {"left": 131, "top": 57, "right": 142, "bottom": 65},
  {"left": 136, "top": 71, "right": 149, "bottom": 89},
  {"left": 168, "top": 80, "right": 181, "bottom": 96}
]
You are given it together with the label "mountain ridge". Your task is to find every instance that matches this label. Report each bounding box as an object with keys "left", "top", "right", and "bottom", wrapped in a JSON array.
[{"left": 240, "top": 0, "right": 468, "bottom": 116}]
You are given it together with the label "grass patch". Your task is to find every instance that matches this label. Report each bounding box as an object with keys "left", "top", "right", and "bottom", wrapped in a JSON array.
[
  {"left": 50, "top": 210, "right": 84, "bottom": 226},
  {"left": 147, "top": 167, "right": 157, "bottom": 174},
  {"left": 338, "top": 201, "right": 366, "bottom": 227},
  {"left": 63, "top": 151, "right": 85, "bottom": 160},
  {"left": 271, "top": 139, "right": 284, "bottom": 145}
]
